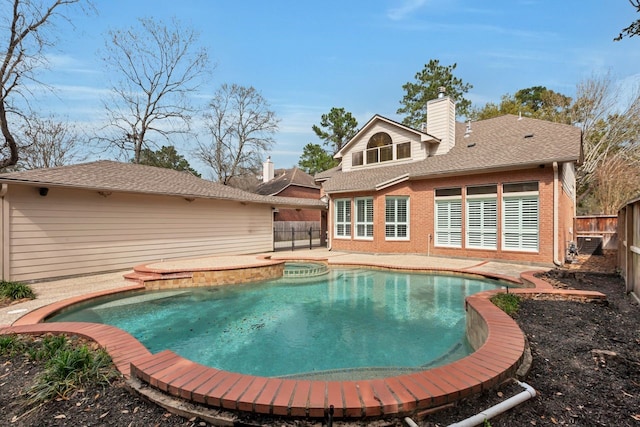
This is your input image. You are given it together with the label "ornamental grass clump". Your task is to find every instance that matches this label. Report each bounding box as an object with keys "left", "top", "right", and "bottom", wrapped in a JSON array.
[
  {"left": 24, "top": 335, "right": 118, "bottom": 404},
  {"left": 0, "top": 334, "right": 26, "bottom": 356},
  {"left": 0, "top": 280, "right": 35, "bottom": 301}
]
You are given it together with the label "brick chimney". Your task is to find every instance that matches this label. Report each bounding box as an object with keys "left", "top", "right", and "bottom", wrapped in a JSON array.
[
  {"left": 426, "top": 87, "right": 456, "bottom": 156},
  {"left": 262, "top": 156, "right": 274, "bottom": 183}
]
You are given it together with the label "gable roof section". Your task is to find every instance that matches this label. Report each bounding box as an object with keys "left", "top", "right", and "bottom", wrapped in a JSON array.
[
  {"left": 335, "top": 114, "right": 439, "bottom": 159},
  {"left": 322, "top": 114, "right": 582, "bottom": 194},
  {"left": 0, "top": 160, "right": 325, "bottom": 209},
  {"left": 255, "top": 167, "right": 319, "bottom": 196}
]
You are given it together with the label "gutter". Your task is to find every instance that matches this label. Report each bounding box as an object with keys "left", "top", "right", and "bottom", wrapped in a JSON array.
[{"left": 553, "top": 162, "right": 561, "bottom": 266}]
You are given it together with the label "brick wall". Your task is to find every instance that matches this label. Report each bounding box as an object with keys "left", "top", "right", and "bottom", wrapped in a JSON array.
[
  {"left": 274, "top": 186, "right": 321, "bottom": 222},
  {"left": 329, "top": 167, "right": 563, "bottom": 265}
]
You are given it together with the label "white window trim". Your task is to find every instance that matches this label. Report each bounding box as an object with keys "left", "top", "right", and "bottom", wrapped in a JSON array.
[
  {"left": 435, "top": 195, "right": 462, "bottom": 248},
  {"left": 334, "top": 198, "right": 351, "bottom": 239},
  {"left": 502, "top": 191, "right": 539, "bottom": 252},
  {"left": 354, "top": 197, "right": 374, "bottom": 240},
  {"left": 385, "top": 196, "right": 410, "bottom": 241},
  {"left": 465, "top": 195, "right": 498, "bottom": 250}
]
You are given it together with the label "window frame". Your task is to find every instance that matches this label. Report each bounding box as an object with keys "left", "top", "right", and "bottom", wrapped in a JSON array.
[
  {"left": 434, "top": 188, "right": 462, "bottom": 248},
  {"left": 354, "top": 197, "right": 374, "bottom": 240},
  {"left": 385, "top": 196, "right": 410, "bottom": 240},
  {"left": 502, "top": 183, "right": 539, "bottom": 252},
  {"left": 334, "top": 198, "right": 351, "bottom": 239},
  {"left": 465, "top": 185, "right": 498, "bottom": 250}
]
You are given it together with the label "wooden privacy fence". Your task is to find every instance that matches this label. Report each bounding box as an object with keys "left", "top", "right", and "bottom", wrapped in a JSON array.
[
  {"left": 618, "top": 197, "right": 640, "bottom": 295},
  {"left": 574, "top": 215, "right": 618, "bottom": 253}
]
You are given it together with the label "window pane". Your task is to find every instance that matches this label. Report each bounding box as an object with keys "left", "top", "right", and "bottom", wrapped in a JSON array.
[
  {"left": 435, "top": 188, "right": 461, "bottom": 197},
  {"left": 380, "top": 145, "right": 393, "bottom": 162},
  {"left": 352, "top": 151, "right": 363, "bottom": 166},
  {"left": 467, "top": 185, "right": 497, "bottom": 196},
  {"left": 504, "top": 181, "right": 539, "bottom": 193},
  {"left": 366, "top": 148, "right": 378, "bottom": 164},
  {"left": 397, "top": 142, "right": 411, "bottom": 159}
]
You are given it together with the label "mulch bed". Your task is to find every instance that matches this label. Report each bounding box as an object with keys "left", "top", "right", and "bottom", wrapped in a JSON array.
[{"left": 1, "top": 253, "right": 639, "bottom": 426}]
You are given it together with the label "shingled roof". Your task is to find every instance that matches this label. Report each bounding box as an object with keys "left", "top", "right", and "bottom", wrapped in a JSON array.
[
  {"left": 0, "top": 160, "right": 325, "bottom": 209},
  {"left": 255, "top": 167, "right": 319, "bottom": 196},
  {"left": 319, "top": 114, "right": 582, "bottom": 194}
]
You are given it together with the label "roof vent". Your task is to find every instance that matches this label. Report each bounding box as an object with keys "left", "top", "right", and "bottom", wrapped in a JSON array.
[
  {"left": 467, "top": 142, "right": 476, "bottom": 148},
  {"left": 524, "top": 133, "right": 534, "bottom": 139},
  {"left": 437, "top": 86, "right": 446, "bottom": 98},
  {"left": 464, "top": 120, "right": 472, "bottom": 138}
]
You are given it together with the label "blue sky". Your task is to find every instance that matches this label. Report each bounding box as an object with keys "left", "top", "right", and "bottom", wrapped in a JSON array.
[{"left": 33, "top": 0, "right": 640, "bottom": 175}]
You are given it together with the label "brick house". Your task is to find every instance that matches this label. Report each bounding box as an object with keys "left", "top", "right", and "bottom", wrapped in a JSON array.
[
  {"left": 256, "top": 159, "right": 321, "bottom": 222},
  {"left": 315, "top": 90, "right": 583, "bottom": 265},
  {"left": 256, "top": 159, "right": 327, "bottom": 246}
]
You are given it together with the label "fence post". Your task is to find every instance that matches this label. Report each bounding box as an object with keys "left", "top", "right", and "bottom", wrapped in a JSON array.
[
  {"left": 309, "top": 227, "right": 313, "bottom": 250},
  {"left": 291, "top": 227, "right": 295, "bottom": 251}
]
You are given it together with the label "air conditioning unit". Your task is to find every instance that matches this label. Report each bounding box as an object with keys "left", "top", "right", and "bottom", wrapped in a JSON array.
[{"left": 577, "top": 236, "right": 603, "bottom": 256}]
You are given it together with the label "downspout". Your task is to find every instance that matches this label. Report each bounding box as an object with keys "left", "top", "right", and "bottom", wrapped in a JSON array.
[
  {"left": 553, "top": 162, "right": 562, "bottom": 266},
  {"left": 0, "top": 183, "right": 7, "bottom": 281}
]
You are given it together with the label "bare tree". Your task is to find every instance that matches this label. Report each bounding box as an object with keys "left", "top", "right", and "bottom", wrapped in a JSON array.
[
  {"left": 195, "top": 83, "right": 279, "bottom": 185},
  {"left": 17, "top": 114, "right": 85, "bottom": 169},
  {"left": 572, "top": 73, "right": 640, "bottom": 212},
  {"left": 0, "top": 0, "right": 88, "bottom": 169},
  {"left": 589, "top": 155, "right": 640, "bottom": 214},
  {"left": 100, "top": 17, "right": 210, "bottom": 163}
]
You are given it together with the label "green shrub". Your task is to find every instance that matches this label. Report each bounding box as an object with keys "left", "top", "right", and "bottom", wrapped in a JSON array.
[
  {"left": 491, "top": 293, "right": 521, "bottom": 316},
  {"left": 0, "top": 334, "right": 25, "bottom": 356},
  {"left": 25, "top": 336, "right": 118, "bottom": 404},
  {"left": 27, "top": 334, "right": 68, "bottom": 362},
  {"left": 0, "top": 280, "right": 35, "bottom": 300}
]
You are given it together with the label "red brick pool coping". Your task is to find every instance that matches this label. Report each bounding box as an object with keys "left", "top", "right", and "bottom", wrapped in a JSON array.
[{"left": 0, "top": 266, "right": 606, "bottom": 419}]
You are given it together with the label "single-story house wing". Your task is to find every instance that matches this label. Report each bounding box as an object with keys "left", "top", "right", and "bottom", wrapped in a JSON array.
[{"left": 0, "top": 160, "right": 325, "bottom": 282}]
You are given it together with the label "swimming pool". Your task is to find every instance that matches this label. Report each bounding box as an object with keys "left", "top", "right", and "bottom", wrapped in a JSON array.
[{"left": 47, "top": 267, "right": 503, "bottom": 379}]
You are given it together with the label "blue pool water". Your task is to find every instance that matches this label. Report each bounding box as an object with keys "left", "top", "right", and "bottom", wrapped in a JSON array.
[{"left": 47, "top": 268, "right": 502, "bottom": 379}]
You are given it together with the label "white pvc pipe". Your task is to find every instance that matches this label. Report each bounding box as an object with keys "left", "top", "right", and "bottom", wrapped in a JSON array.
[
  {"left": 445, "top": 381, "right": 536, "bottom": 427},
  {"left": 404, "top": 416, "right": 420, "bottom": 427}
]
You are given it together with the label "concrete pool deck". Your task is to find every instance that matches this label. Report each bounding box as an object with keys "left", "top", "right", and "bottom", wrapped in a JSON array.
[{"left": 0, "top": 249, "right": 607, "bottom": 420}]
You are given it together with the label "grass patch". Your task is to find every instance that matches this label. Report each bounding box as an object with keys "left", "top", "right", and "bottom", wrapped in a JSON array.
[
  {"left": 0, "top": 280, "right": 35, "bottom": 301},
  {"left": 15, "top": 335, "right": 120, "bottom": 404},
  {"left": 491, "top": 293, "right": 521, "bottom": 316}
]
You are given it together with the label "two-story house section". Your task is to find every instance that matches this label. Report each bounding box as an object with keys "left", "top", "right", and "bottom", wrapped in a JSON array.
[{"left": 316, "top": 89, "right": 583, "bottom": 265}]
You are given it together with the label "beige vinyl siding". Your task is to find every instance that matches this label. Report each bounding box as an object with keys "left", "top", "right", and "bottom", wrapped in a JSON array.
[
  {"left": 426, "top": 97, "right": 456, "bottom": 156},
  {"left": 4, "top": 186, "right": 272, "bottom": 281},
  {"left": 342, "top": 121, "right": 426, "bottom": 171}
]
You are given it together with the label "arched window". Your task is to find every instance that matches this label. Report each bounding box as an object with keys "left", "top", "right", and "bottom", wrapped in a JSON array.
[{"left": 366, "top": 132, "right": 393, "bottom": 164}]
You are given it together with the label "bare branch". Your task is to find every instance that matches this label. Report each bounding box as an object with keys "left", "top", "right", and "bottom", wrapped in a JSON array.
[
  {"left": 0, "top": 0, "right": 90, "bottom": 169},
  {"left": 195, "top": 84, "right": 279, "bottom": 186},
  {"left": 99, "top": 16, "right": 211, "bottom": 163}
]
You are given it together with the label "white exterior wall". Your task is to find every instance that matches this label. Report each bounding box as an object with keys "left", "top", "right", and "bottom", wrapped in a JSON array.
[
  {"left": 1, "top": 185, "right": 273, "bottom": 282},
  {"left": 342, "top": 121, "right": 426, "bottom": 172},
  {"left": 426, "top": 97, "right": 456, "bottom": 156}
]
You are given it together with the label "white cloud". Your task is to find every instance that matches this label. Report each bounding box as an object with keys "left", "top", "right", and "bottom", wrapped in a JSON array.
[{"left": 387, "top": 0, "right": 430, "bottom": 21}]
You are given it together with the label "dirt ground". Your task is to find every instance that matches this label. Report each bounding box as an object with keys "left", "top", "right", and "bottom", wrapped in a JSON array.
[{"left": 1, "top": 252, "right": 638, "bottom": 426}]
